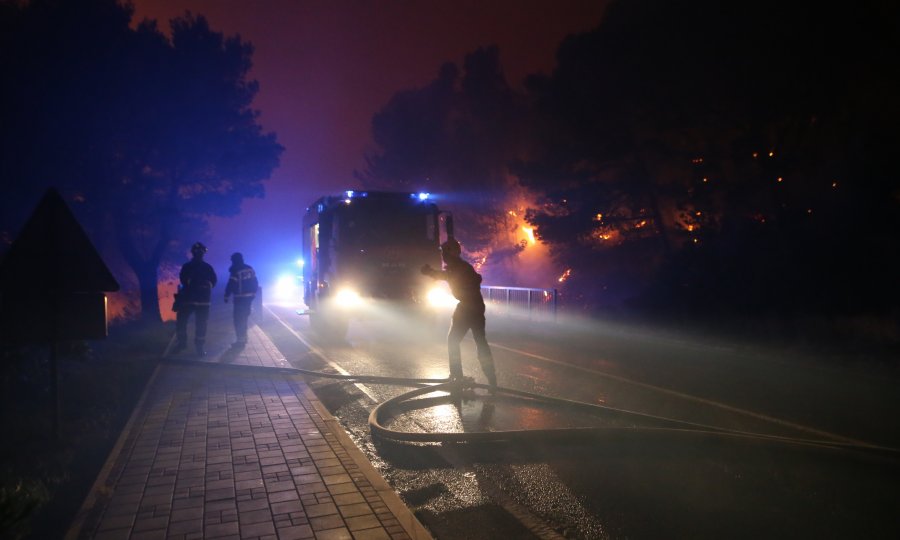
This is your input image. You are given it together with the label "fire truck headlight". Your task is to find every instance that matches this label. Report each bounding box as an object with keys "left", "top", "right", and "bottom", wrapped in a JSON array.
[
  {"left": 334, "top": 287, "right": 363, "bottom": 309},
  {"left": 426, "top": 285, "right": 457, "bottom": 308},
  {"left": 274, "top": 274, "right": 298, "bottom": 301}
]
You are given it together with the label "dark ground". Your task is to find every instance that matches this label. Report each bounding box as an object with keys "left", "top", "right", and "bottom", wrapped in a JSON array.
[{"left": 0, "top": 322, "right": 167, "bottom": 540}]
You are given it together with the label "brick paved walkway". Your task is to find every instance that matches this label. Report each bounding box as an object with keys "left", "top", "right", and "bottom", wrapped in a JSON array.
[{"left": 67, "top": 303, "right": 431, "bottom": 540}]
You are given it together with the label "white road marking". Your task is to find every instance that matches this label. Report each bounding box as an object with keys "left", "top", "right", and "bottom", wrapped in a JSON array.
[{"left": 265, "top": 306, "right": 380, "bottom": 402}]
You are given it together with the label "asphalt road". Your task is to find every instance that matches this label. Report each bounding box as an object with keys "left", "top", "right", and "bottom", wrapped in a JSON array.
[{"left": 258, "top": 302, "right": 900, "bottom": 539}]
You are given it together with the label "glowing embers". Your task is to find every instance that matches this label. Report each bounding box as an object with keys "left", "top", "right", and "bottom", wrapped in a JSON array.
[{"left": 591, "top": 228, "right": 620, "bottom": 243}]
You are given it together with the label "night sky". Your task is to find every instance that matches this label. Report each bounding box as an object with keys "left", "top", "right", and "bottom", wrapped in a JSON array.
[{"left": 130, "top": 0, "right": 607, "bottom": 281}]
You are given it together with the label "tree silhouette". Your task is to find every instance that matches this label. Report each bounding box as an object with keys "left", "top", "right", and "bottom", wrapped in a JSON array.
[
  {"left": 1, "top": 0, "right": 283, "bottom": 322},
  {"left": 358, "top": 46, "right": 531, "bottom": 279},
  {"left": 516, "top": 0, "right": 900, "bottom": 315}
]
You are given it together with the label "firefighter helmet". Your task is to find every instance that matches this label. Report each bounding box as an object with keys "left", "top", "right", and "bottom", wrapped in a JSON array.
[
  {"left": 440, "top": 239, "right": 461, "bottom": 257},
  {"left": 191, "top": 242, "right": 208, "bottom": 256},
  {"left": 231, "top": 252, "right": 244, "bottom": 263}
]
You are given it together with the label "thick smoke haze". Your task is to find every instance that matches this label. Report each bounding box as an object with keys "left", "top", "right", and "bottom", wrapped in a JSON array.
[{"left": 131, "top": 0, "right": 607, "bottom": 288}]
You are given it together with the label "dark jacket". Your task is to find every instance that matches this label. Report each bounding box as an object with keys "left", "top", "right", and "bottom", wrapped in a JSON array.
[
  {"left": 180, "top": 258, "right": 217, "bottom": 304},
  {"left": 225, "top": 263, "right": 258, "bottom": 299}
]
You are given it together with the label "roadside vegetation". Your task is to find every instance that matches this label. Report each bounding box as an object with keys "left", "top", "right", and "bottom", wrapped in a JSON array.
[
  {"left": 0, "top": 321, "right": 168, "bottom": 540},
  {"left": 361, "top": 0, "right": 900, "bottom": 355}
]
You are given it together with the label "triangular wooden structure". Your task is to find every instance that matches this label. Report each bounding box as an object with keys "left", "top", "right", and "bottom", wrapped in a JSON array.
[{"left": 0, "top": 188, "right": 119, "bottom": 292}]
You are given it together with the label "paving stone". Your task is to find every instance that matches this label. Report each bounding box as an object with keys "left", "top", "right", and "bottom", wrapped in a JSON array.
[
  {"left": 131, "top": 529, "right": 167, "bottom": 540},
  {"left": 345, "top": 514, "right": 382, "bottom": 532},
  {"left": 327, "top": 483, "right": 359, "bottom": 496},
  {"left": 268, "top": 489, "right": 301, "bottom": 503},
  {"left": 294, "top": 473, "right": 321, "bottom": 485},
  {"left": 240, "top": 507, "right": 274, "bottom": 525},
  {"left": 266, "top": 479, "right": 297, "bottom": 493},
  {"left": 167, "top": 518, "right": 203, "bottom": 535},
  {"left": 235, "top": 478, "right": 266, "bottom": 490},
  {"left": 66, "top": 309, "right": 429, "bottom": 540},
  {"left": 290, "top": 465, "right": 318, "bottom": 476},
  {"left": 312, "top": 527, "right": 353, "bottom": 540},
  {"left": 332, "top": 493, "right": 366, "bottom": 506},
  {"left": 138, "top": 493, "right": 172, "bottom": 508},
  {"left": 305, "top": 502, "right": 338, "bottom": 518},
  {"left": 204, "top": 520, "right": 240, "bottom": 538},
  {"left": 338, "top": 502, "right": 373, "bottom": 519},
  {"left": 275, "top": 523, "right": 315, "bottom": 539},
  {"left": 170, "top": 506, "right": 204, "bottom": 522},
  {"left": 350, "top": 527, "right": 392, "bottom": 540},
  {"left": 270, "top": 499, "right": 305, "bottom": 516},
  {"left": 296, "top": 482, "right": 327, "bottom": 495},
  {"left": 323, "top": 473, "right": 352, "bottom": 486},
  {"left": 309, "top": 514, "right": 346, "bottom": 531},
  {"left": 239, "top": 520, "right": 277, "bottom": 537}
]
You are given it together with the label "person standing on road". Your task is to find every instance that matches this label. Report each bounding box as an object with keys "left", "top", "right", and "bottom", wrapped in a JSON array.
[
  {"left": 174, "top": 242, "right": 217, "bottom": 356},
  {"left": 224, "top": 252, "right": 258, "bottom": 348},
  {"left": 421, "top": 238, "right": 498, "bottom": 390}
]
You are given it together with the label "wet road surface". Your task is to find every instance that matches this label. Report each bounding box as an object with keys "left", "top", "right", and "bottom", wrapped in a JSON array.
[{"left": 259, "top": 302, "right": 900, "bottom": 539}]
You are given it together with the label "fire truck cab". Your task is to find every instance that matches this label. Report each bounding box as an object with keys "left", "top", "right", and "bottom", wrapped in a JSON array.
[{"left": 301, "top": 190, "right": 449, "bottom": 337}]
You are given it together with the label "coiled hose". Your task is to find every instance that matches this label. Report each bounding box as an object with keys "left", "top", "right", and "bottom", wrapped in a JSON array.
[{"left": 162, "top": 358, "right": 899, "bottom": 459}]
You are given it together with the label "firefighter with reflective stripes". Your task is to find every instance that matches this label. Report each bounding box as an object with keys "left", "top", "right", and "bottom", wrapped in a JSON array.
[
  {"left": 421, "top": 238, "right": 497, "bottom": 390},
  {"left": 224, "top": 252, "right": 258, "bottom": 348},
  {"left": 175, "top": 242, "right": 218, "bottom": 356}
]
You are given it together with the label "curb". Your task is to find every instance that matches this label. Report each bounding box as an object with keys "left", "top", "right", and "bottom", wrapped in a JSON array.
[{"left": 298, "top": 381, "right": 434, "bottom": 540}]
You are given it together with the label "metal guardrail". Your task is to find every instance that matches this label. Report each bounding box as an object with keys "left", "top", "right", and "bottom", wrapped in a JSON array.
[{"left": 481, "top": 285, "right": 558, "bottom": 321}]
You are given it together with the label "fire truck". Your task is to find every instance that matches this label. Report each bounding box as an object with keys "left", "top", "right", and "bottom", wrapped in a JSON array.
[{"left": 301, "top": 190, "right": 454, "bottom": 337}]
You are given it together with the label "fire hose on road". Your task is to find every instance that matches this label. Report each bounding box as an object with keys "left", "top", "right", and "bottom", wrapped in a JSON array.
[{"left": 162, "top": 357, "right": 899, "bottom": 460}]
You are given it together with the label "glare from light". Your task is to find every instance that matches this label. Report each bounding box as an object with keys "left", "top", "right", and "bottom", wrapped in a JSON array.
[
  {"left": 345, "top": 190, "right": 355, "bottom": 198},
  {"left": 334, "top": 287, "right": 363, "bottom": 309},
  {"left": 430, "top": 403, "right": 460, "bottom": 424},
  {"left": 417, "top": 192, "right": 430, "bottom": 200},
  {"left": 273, "top": 274, "right": 298, "bottom": 301},
  {"left": 427, "top": 284, "right": 458, "bottom": 307},
  {"left": 522, "top": 226, "right": 536, "bottom": 245},
  {"left": 296, "top": 258, "right": 305, "bottom": 268}
]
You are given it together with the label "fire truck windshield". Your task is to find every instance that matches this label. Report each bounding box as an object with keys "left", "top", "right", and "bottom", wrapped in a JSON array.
[{"left": 337, "top": 202, "right": 437, "bottom": 248}]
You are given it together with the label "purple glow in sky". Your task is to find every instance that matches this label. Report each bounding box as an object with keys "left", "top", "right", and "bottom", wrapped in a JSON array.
[{"left": 131, "top": 0, "right": 607, "bottom": 282}]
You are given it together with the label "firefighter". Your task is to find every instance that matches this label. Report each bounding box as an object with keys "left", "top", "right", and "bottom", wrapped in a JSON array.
[
  {"left": 421, "top": 238, "right": 498, "bottom": 390},
  {"left": 174, "top": 242, "right": 217, "bottom": 356},
  {"left": 224, "top": 252, "right": 258, "bottom": 348}
]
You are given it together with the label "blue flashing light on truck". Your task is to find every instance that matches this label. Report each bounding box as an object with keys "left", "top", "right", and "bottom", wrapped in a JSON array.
[{"left": 300, "top": 190, "right": 455, "bottom": 337}]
